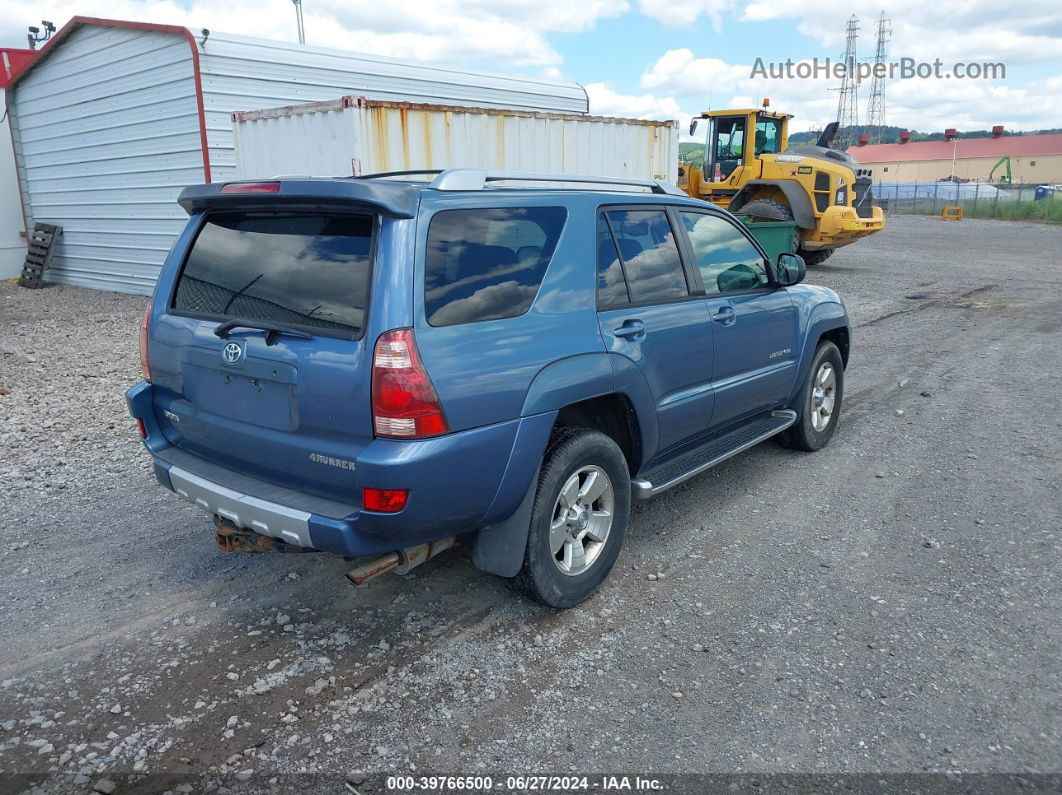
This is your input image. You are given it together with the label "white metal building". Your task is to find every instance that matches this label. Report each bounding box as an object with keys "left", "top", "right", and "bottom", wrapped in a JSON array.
[
  {"left": 1, "top": 87, "right": 25, "bottom": 280},
  {"left": 5, "top": 17, "right": 589, "bottom": 294},
  {"left": 1, "top": 48, "right": 36, "bottom": 279}
]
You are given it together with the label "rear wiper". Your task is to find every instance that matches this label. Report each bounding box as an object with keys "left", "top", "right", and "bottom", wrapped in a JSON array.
[{"left": 213, "top": 319, "right": 313, "bottom": 345}]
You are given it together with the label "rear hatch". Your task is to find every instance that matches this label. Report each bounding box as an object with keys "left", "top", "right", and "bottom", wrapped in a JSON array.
[{"left": 149, "top": 208, "right": 376, "bottom": 501}]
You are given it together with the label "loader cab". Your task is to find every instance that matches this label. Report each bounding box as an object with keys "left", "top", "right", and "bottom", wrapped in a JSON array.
[{"left": 697, "top": 108, "right": 791, "bottom": 186}]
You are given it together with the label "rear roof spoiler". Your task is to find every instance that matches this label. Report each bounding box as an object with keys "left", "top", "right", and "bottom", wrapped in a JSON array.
[{"left": 177, "top": 179, "right": 419, "bottom": 218}]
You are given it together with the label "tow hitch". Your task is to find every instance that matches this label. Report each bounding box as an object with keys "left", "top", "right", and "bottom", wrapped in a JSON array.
[
  {"left": 214, "top": 517, "right": 315, "bottom": 554},
  {"left": 345, "top": 537, "right": 456, "bottom": 586}
]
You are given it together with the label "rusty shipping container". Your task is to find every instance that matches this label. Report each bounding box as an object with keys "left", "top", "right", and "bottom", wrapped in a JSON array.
[{"left": 233, "top": 96, "right": 679, "bottom": 183}]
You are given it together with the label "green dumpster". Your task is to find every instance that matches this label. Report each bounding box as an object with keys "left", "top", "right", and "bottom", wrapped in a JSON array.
[{"left": 739, "top": 218, "right": 797, "bottom": 263}]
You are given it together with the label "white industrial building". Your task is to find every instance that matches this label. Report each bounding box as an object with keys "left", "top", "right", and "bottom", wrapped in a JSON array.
[
  {"left": 5, "top": 17, "right": 589, "bottom": 294},
  {"left": 1, "top": 48, "right": 35, "bottom": 279}
]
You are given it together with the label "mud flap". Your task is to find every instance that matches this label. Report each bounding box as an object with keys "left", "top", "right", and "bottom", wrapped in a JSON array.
[{"left": 470, "top": 466, "right": 539, "bottom": 578}]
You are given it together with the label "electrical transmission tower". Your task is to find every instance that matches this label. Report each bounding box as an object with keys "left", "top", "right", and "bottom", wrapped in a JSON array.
[
  {"left": 865, "top": 12, "right": 891, "bottom": 143},
  {"left": 834, "top": 15, "right": 860, "bottom": 149}
]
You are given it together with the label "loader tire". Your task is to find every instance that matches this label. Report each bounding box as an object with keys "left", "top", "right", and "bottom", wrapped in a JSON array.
[
  {"left": 739, "top": 198, "right": 794, "bottom": 224},
  {"left": 799, "top": 247, "right": 835, "bottom": 267}
]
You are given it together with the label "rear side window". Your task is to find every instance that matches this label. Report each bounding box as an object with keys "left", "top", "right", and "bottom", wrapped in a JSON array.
[
  {"left": 424, "top": 207, "right": 567, "bottom": 326},
  {"left": 600, "top": 209, "right": 688, "bottom": 304},
  {"left": 596, "top": 216, "right": 630, "bottom": 308},
  {"left": 173, "top": 212, "right": 372, "bottom": 338}
]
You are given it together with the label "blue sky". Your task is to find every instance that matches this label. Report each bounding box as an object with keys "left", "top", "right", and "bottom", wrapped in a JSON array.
[{"left": 5, "top": 0, "right": 1060, "bottom": 134}]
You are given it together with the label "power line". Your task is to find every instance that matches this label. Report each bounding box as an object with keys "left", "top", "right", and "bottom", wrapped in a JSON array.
[
  {"left": 834, "top": 15, "right": 860, "bottom": 149},
  {"left": 865, "top": 12, "right": 891, "bottom": 143}
]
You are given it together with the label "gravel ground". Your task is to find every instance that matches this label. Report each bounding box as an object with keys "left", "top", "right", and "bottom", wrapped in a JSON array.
[{"left": 0, "top": 215, "right": 1060, "bottom": 794}]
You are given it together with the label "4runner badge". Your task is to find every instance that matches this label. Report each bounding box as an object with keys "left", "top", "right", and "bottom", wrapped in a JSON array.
[{"left": 309, "top": 452, "right": 356, "bottom": 471}]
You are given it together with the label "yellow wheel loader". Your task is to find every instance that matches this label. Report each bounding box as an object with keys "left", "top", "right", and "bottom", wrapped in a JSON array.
[{"left": 678, "top": 104, "right": 884, "bottom": 265}]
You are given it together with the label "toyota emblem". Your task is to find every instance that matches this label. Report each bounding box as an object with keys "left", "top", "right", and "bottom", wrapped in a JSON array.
[{"left": 223, "top": 341, "right": 243, "bottom": 364}]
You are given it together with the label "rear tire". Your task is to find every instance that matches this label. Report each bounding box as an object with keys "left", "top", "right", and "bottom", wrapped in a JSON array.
[
  {"left": 516, "top": 430, "right": 630, "bottom": 609},
  {"left": 799, "top": 247, "right": 834, "bottom": 266},
  {"left": 778, "top": 341, "right": 844, "bottom": 452}
]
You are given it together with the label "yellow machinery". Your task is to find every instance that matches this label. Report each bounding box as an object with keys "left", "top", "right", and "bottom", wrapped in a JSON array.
[{"left": 678, "top": 102, "right": 884, "bottom": 265}]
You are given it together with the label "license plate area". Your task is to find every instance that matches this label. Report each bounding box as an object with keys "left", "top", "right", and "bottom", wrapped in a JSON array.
[{"left": 180, "top": 347, "right": 299, "bottom": 431}]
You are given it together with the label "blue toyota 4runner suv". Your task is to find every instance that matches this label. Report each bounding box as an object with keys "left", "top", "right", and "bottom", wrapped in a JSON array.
[{"left": 127, "top": 169, "right": 849, "bottom": 608}]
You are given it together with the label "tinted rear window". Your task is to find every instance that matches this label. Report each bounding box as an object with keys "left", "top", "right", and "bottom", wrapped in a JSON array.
[
  {"left": 424, "top": 207, "right": 567, "bottom": 326},
  {"left": 173, "top": 212, "right": 373, "bottom": 338}
]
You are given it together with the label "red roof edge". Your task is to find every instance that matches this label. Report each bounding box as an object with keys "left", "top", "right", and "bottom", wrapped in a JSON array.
[
  {"left": 4, "top": 16, "right": 212, "bottom": 183},
  {"left": 0, "top": 48, "right": 36, "bottom": 88},
  {"left": 6, "top": 16, "right": 194, "bottom": 88}
]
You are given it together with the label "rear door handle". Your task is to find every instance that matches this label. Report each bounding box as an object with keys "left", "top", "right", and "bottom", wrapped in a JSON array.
[
  {"left": 712, "top": 306, "right": 736, "bottom": 326},
  {"left": 613, "top": 319, "right": 646, "bottom": 340}
]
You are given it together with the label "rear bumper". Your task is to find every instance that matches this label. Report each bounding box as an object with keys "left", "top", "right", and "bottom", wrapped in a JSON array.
[{"left": 126, "top": 381, "right": 555, "bottom": 558}]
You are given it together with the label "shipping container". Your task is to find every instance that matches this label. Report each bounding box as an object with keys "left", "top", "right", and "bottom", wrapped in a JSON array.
[
  {"left": 5, "top": 17, "right": 589, "bottom": 294},
  {"left": 234, "top": 96, "right": 679, "bottom": 183}
]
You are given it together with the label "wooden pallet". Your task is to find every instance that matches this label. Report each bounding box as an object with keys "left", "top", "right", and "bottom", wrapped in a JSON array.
[{"left": 19, "top": 222, "right": 62, "bottom": 289}]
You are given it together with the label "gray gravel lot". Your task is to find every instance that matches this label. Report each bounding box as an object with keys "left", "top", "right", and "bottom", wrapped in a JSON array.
[{"left": 0, "top": 214, "right": 1060, "bottom": 793}]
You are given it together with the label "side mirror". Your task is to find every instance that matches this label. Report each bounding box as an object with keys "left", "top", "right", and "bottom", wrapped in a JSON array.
[
  {"left": 689, "top": 118, "right": 699, "bottom": 137},
  {"left": 775, "top": 252, "right": 806, "bottom": 287}
]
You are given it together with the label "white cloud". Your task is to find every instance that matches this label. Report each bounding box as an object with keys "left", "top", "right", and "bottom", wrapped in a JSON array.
[
  {"left": 3, "top": 0, "right": 629, "bottom": 68},
  {"left": 639, "top": 50, "right": 838, "bottom": 133},
  {"left": 586, "top": 82, "right": 683, "bottom": 120},
  {"left": 885, "top": 75, "right": 1062, "bottom": 132},
  {"left": 637, "top": 0, "right": 734, "bottom": 32},
  {"left": 641, "top": 48, "right": 749, "bottom": 94},
  {"left": 740, "top": 0, "right": 1062, "bottom": 66}
]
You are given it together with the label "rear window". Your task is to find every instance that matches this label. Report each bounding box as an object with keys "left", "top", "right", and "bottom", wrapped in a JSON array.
[
  {"left": 173, "top": 212, "right": 373, "bottom": 338},
  {"left": 424, "top": 207, "right": 567, "bottom": 327}
]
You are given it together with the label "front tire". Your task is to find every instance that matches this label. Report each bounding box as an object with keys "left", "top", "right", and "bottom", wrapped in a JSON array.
[
  {"left": 799, "top": 247, "right": 834, "bottom": 266},
  {"left": 779, "top": 341, "right": 844, "bottom": 452},
  {"left": 517, "top": 430, "right": 630, "bottom": 608}
]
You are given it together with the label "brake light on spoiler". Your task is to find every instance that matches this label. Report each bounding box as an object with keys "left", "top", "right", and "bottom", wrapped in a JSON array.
[{"left": 220, "top": 182, "right": 281, "bottom": 194}]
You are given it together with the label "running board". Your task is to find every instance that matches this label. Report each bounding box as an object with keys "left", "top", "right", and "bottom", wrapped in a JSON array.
[{"left": 631, "top": 409, "right": 797, "bottom": 499}]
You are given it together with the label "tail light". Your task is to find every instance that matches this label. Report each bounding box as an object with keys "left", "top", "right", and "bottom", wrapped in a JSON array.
[
  {"left": 139, "top": 304, "right": 152, "bottom": 382},
  {"left": 371, "top": 328, "right": 448, "bottom": 438}
]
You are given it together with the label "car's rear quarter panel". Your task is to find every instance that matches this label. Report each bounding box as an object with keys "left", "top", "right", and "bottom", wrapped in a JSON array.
[{"left": 412, "top": 193, "right": 608, "bottom": 432}]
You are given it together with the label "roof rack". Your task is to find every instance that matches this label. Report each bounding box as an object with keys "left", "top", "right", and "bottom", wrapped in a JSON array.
[
  {"left": 349, "top": 168, "right": 686, "bottom": 196},
  {"left": 427, "top": 168, "right": 687, "bottom": 196},
  {"left": 352, "top": 169, "right": 444, "bottom": 180}
]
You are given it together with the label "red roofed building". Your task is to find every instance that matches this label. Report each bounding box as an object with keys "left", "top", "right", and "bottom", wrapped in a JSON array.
[{"left": 846, "top": 131, "right": 1062, "bottom": 185}]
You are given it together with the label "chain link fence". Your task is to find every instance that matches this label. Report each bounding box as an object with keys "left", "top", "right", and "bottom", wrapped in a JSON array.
[{"left": 874, "top": 182, "right": 1061, "bottom": 223}]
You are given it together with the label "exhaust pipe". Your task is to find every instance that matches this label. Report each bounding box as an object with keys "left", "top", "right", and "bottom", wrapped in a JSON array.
[
  {"left": 214, "top": 517, "right": 314, "bottom": 554},
  {"left": 345, "top": 537, "right": 456, "bottom": 586}
]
